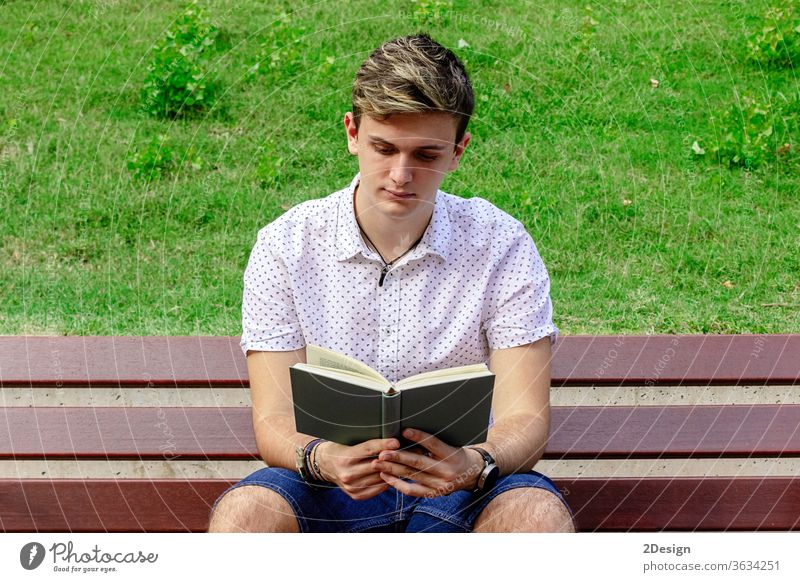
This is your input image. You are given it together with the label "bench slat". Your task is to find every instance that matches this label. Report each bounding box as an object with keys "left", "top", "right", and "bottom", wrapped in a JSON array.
[
  {"left": 0, "top": 337, "right": 247, "bottom": 388},
  {"left": 2, "top": 335, "right": 798, "bottom": 387},
  {"left": 559, "top": 477, "right": 800, "bottom": 531},
  {"left": 2, "top": 405, "right": 799, "bottom": 459},
  {"left": 0, "top": 479, "right": 231, "bottom": 532},
  {"left": 0, "top": 407, "right": 258, "bottom": 459},
  {"left": 1, "top": 478, "right": 797, "bottom": 532},
  {"left": 548, "top": 404, "right": 800, "bottom": 458},
  {"left": 550, "top": 335, "right": 800, "bottom": 386}
]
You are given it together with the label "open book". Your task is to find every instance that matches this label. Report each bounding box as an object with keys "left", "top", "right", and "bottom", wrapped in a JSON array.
[{"left": 290, "top": 344, "right": 495, "bottom": 447}]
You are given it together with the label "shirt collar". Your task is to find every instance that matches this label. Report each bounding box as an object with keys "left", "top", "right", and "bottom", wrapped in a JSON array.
[{"left": 335, "top": 173, "right": 451, "bottom": 263}]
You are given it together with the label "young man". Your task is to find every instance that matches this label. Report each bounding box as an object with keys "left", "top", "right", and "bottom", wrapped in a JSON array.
[{"left": 208, "top": 34, "right": 574, "bottom": 533}]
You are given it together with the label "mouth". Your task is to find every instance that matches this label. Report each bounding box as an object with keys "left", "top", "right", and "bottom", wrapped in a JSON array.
[{"left": 385, "top": 188, "right": 415, "bottom": 199}]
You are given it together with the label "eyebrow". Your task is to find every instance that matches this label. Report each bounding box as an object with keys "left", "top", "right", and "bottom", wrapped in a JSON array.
[{"left": 367, "top": 135, "right": 448, "bottom": 151}]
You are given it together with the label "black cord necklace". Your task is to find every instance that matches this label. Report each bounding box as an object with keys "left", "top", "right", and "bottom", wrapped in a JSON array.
[{"left": 356, "top": 219, "right": 427, "bottom": 287}]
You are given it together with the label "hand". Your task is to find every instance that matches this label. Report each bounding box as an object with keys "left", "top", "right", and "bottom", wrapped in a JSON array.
[
  {"left": 373, "top": 428, "right": 484, "bottom": 498},
  {"left": 315, "top": 438, "right": 400, "bottom": 500}
]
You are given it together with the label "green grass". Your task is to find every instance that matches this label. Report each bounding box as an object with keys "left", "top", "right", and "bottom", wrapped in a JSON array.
[{"left": 1, "top": 0, "right": 798, "bottom": 336}]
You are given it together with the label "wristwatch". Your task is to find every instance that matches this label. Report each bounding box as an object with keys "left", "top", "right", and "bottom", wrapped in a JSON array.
[{"left": 468, "top": 446, "right": 500, "bottom": 494}]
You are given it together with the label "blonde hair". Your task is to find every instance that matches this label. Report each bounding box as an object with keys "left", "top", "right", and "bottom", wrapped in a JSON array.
[{"left": 352, "top": 34, "right": 474, "bottom": 145}]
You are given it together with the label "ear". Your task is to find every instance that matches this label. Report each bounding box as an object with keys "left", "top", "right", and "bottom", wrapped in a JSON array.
[
  {"left": 344, "top": 112, "right": 359, "bottom": 156},
  {"left": 447, "top": 131, "right": 471, "bottom": 172}
]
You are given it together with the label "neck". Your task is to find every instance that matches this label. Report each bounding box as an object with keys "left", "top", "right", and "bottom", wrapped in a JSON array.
[{"left": 353, "top": 187, "right": 433, "bottom": 263}]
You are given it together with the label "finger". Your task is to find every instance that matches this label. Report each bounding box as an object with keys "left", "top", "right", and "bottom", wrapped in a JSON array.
[
  {"left": 348, "top": 481, "right": 391, "bottom": 501},
  {"left": 337, "top": 462, "right": 394, "bottom": 487},
  {"left": 322, "top": 441, "right": 395, "bottom": 472},
  {"left": 376, "top": 447, "right": 437, "bottom": 474},
  {"left": 402, "top": 428, "right": 452, "bottom": 458},
  {"left": 357, "top": 437, "right": 400, "bottom": 457},
  {"left": 372, "top": 459, "right": 422, "bottom": 480},
  {"left": 380, "top": 473, "right": 439, "bottom": 498},
  {"left": 372, "top": 460, "right": 442, "bottom": 488},
  {"left": 347, "top": 472, "right": 389, "bottom": 490},
  {"left": 404, "top": 444, "right": 429, "bottom": 456}
]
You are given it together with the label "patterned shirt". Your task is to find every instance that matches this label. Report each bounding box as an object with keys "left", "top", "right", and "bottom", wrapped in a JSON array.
[{"left": 241, "top": 173, "right": 558, "bottom": 384}]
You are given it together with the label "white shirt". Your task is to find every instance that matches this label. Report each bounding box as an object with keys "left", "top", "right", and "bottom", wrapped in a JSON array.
[{"left": 241, "top": 173, "right": 558, "bottom": 384}]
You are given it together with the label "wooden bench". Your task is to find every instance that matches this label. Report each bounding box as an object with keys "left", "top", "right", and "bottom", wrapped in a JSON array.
[{"left": 1, "top": 335, "right": 798, "bottom": 532}]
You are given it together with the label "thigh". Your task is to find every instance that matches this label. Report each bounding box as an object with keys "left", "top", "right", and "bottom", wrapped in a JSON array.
[
  {"left": 473, "top": 486, "right": 574, "bottom": 532},
  {"left": 404, "top": 470, "right": 571, "bottom": 533},
  {"left": 213, "top": 467, "right": 404, "bottom": 533},
  {"left": 209, "top": 484, "right": 299, "bottom": 532}
]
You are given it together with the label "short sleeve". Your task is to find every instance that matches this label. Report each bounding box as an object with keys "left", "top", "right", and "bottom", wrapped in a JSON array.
[
  {"left": 482, "top": 224, "right": 559, "bottom": 350},
  {"left": 240, "top": 226, "right": 306, "bottom": 355}
]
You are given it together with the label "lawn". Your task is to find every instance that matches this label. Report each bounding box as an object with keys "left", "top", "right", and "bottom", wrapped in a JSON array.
[{"left": 0, "top": 0, "right": 798, "bottom": 336}]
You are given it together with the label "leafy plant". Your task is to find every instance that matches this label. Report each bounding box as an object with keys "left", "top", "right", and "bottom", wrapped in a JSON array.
[
  {"left": 141, "top": 2, "right": 221, "bottom": 118},
  {"left": 127, "top": 134, "right": 207, "bottom": 181},
  {"left": 127, "top": 134, "right": 175, "bottom": 181},
  {"left": 747, "top": 2, "right": 800, "bottom": 67},
  {"left": 406, "top": 0, "right": 453, "bottom": 27},
  {"left": 247, "top": 11, "right": 307, "bottom": 83},
  {"left": 694, "top": 95, "right": 797, "bottom": 169},
  {"left": 573, "top": 5, "right": 600, "bottom": 56},
  {"left": 254, "top": 142, "right": 285, "bottom": 188}
]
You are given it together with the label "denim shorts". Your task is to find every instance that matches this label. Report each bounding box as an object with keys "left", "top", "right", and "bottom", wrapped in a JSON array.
[{"left": 212, "top": 467, "right": 572, "bottom": 533}]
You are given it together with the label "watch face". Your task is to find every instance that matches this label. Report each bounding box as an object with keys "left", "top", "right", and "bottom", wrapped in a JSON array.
[{"left": 483, "top": 465, "right": 500, "bottom": 491}]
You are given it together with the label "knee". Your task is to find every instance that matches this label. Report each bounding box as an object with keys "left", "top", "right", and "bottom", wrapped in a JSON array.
[
  {"left": 208, "top": 486, "right": 299, "bottom": 533},
  {"left": 473, "top": 488, "right": 575, "bottom": 533}
]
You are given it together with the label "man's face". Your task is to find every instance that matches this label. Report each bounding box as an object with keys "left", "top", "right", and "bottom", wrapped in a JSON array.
[{"left": 344, "top": 111, "right": 470, "bottom": 225}]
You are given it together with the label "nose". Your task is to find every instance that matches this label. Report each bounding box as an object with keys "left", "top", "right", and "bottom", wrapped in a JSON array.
[{"left": 388, "top": 154, "right": 413, "bottom": 187}]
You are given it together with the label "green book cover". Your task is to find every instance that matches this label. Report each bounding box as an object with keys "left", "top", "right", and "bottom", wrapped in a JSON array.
[{"left": 290, "top": 344, "right": 494, "bottom": 447}]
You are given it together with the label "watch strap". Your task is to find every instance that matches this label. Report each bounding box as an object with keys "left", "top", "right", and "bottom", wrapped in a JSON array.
[
  {"left": 468, "top": 446, "right": 495, "bottom": 466},
  {"left": 467, "top": 446, "right": 499, "bottom": 493}
]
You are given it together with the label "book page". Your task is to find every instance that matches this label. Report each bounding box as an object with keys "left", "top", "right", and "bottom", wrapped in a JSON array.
[
  {"left": 397, "top": 369, "right": 493, "bottom": 390},
  {"left": 305, "top": 344, "right": 388, "bottom": 384},
  {"left": 292, "top": 363, "right": 389, "bottom": 391},
  {"left": 396, "top": 363, "right": 491, "bottom": 390}
]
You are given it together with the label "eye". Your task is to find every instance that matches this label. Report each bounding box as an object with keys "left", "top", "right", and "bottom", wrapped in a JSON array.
[
  {"left": 417, "top": 154, "right": 437, "bottom": 162},
  {"left": 375, "top": 146, "right": 394, "bottom": 156}
]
